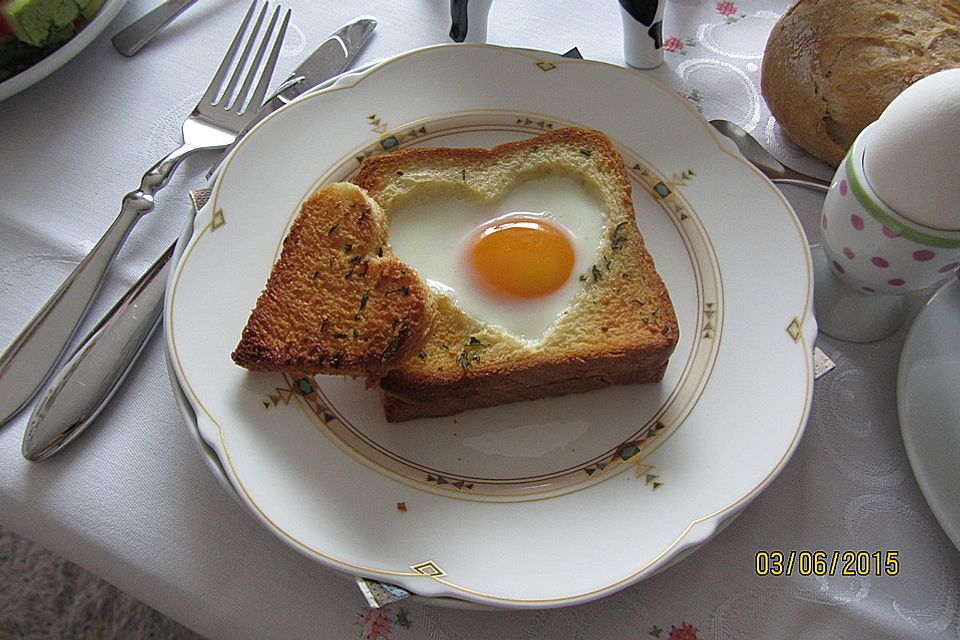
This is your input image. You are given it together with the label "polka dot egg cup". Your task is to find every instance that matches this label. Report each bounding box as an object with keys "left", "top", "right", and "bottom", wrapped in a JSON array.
[{"left": 815, "top": 123, "right": 960, "bottom": 341}]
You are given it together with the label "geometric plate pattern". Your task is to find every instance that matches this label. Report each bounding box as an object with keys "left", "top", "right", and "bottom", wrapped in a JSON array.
[
  {"left": 583, "top": 420, "right": 669, "bottom": 491},
  {"left": 410, "top": 561, "right": 446, "bottom": 578}
]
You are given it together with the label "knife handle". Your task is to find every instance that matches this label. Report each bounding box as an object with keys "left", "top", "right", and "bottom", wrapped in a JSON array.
[
  {"left": 112, "top": 0, "right": 199, "bottom": 57},
  {"left": 22, "top": 245, "right": 173, "bottom": 462}
]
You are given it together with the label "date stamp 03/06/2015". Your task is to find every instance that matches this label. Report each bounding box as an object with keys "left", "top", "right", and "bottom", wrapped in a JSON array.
[{"left": 755, "top": 550, "right": 901, "bottom": 577}]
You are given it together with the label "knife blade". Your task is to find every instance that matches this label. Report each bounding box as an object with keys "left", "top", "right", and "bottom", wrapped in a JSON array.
[
  {"left": 21, "top": 17, "right": 377, "bottom": 462},
  {"left": 276, "top": 17, "right": 376, "bottom": 105}
]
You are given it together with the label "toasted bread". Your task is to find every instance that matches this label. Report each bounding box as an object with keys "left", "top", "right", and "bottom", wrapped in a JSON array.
[
  {"left": 234, "top": 128, "right": 678, "bottom": 421},
  {"left": 352, "top": 127, "right": 679, "bottom": 421},
  {"left": 231, "top": 182, "right": 435, "bottom": 378}
]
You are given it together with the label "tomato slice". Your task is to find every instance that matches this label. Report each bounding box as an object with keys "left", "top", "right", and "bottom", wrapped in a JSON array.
[{"left": 0, "top": 12, "right": 16, "bottom": 41}]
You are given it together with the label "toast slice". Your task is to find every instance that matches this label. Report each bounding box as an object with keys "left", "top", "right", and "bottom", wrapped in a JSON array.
[
  {"left": 352, "top": 127, "right": 679, "bottom": 421},
  {"left": 231, "top": 182, "right": 435, "bottom": 378}
]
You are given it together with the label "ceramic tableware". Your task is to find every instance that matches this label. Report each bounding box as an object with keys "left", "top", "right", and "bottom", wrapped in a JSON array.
[
  {"left": 165, "top": 44, "right": 815, "bottom": 608},
  {"left": 815, "top": 123, "right": 960, "bottom": 342},
  {"left": 0, "top": 0, "right": 128, "bottom": 101},
  {"left": 897, "top": 279, "right": 960, "bottom": 553}
]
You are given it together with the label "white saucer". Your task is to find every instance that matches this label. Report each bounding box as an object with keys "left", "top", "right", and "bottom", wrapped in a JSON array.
[{"left": 897, "top": 278, "right": 960, "bottom": 551}]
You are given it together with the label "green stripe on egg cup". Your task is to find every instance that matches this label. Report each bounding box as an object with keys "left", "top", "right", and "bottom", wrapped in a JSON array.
[{"left": 845, "top": 149, "right": 960, "bottom": 249}]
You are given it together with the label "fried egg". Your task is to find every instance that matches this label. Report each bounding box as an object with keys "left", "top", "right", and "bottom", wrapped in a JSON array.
[{"left": 387, "top": 173, "right": 605, "bottom": 341}]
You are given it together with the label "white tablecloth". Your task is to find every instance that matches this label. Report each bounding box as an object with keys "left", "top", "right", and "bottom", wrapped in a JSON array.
[{"left": 2, "top": 1, "right": 958, "bottom": 638}]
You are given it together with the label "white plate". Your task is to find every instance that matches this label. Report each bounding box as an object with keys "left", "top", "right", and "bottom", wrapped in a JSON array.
[
  {"left": 0, "top": 0, "right": 128, "bottom": 102},
  {"left": 164, "top": 44, "right": 816, "bottom": 608},
  {"left": 897, "top": 279, "right": 960, "bottom": 552}
]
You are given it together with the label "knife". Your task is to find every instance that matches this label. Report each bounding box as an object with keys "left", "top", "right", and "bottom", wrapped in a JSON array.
[
  {"left": 112, "top": 0, "right": 200, "bottom": 57},
  {"left": 21, "top": 17, "right": 377, "bottom": 462}
]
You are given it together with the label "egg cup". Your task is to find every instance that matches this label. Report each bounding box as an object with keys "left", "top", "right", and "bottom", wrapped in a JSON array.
[{"left": 814, "top": 123, "right": 960, "bottom": 342}]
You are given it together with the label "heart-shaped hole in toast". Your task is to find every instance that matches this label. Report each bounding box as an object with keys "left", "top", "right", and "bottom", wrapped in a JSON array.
[{"left": 385, "top": 171, "right": 606, "bottom": 341}]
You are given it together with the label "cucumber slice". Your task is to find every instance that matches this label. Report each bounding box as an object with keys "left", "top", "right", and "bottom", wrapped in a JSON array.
[{"left": 80, "top": 0, "right": 104, "bottom": 20}]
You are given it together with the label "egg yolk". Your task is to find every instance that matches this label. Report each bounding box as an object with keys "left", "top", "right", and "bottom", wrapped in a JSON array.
[{"left": 467, "top": 216, "right": 575, "bottom": 299}]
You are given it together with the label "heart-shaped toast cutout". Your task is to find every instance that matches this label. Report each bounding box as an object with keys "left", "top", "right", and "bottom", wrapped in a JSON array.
[{"left": 232, "top": 183, "right": 434, "bottom": 377}]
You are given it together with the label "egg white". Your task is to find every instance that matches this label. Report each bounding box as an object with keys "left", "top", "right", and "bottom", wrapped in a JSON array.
[{"left": 387, "top": 173, "right": 606, "bottom": 341}]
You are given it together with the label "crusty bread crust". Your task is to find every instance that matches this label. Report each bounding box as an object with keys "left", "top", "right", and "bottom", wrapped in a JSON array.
[
  {"left": 354, "top": 127, "right": 679, "bottom": 421},
  {"left": 381, "top": 353, "right": 670, "bottom": 422},
  {"left": 231, "top": 183, "right": 434, "bottom": 377},
  {"left": 761, "top": 0, "right": 960, "bottom": 167}
]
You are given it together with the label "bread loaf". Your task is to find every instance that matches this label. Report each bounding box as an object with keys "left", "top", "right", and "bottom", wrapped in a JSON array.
[{"left": 761, "top": 0, "right": 960, "bottom": 167}]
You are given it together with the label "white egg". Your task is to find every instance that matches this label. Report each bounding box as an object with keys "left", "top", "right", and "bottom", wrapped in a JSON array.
[
  {"left": 862, "top": 68, "right": 960, "bottom": 230},
  {"left": 386, "top": 174, "right": 605, "bottom": 341}
]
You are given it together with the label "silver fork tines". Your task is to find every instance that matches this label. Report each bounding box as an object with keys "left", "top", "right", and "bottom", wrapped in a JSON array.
[
  {"left": 211, "top": 2, "right": 289, "bottom": 117},
  {"left": 0, "top": 1, "right": 290, "bottom": 428}
]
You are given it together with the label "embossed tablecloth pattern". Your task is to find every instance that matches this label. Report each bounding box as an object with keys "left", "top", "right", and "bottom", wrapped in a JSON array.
[{"left": 0, "top": 1, "right": 957, "bottom": 639}]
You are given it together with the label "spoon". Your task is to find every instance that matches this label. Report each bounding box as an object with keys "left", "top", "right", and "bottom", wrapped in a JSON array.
[{"left": 709, "top": 119, "right": 831, "bottom": 193}]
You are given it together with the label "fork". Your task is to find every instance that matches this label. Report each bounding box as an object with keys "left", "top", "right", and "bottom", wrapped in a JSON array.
[{"left": 0, "top": 0, "right": 290, "bottom": 427}]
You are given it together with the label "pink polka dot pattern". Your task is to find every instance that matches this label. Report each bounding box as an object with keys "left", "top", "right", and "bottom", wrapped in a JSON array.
[{"left": 820, "top": 159, "right": 960, "bottom": 295}]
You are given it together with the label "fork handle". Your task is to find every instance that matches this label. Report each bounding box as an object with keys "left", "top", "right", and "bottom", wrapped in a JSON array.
[{"left": 0, "top": 143, "right": 202, "bottom": 426}]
